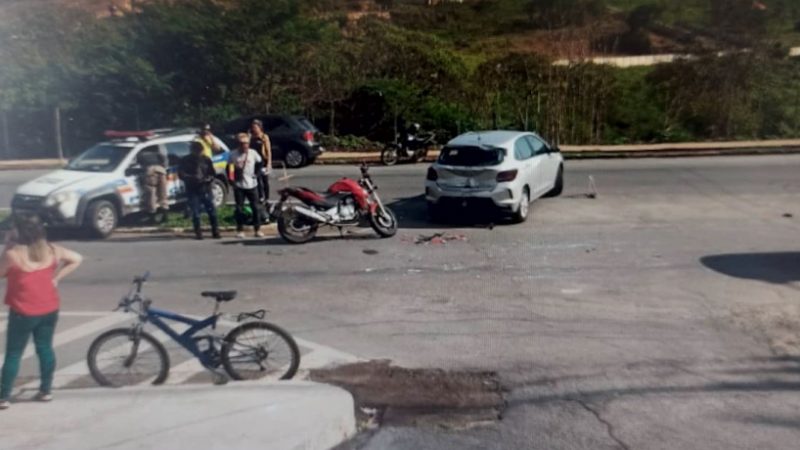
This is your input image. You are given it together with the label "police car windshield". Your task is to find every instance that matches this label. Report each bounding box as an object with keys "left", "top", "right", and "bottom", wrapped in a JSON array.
[{"left": 65, "top": 144, "right": 133, "bottom": 172}]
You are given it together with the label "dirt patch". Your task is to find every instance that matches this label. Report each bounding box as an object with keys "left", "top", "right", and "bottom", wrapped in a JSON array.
[
  {"left": 732, "top": 303, "right": 800, "bottom": 357},
  {"left": 311, "top": 360, "right": 505, "bottom": 429}
]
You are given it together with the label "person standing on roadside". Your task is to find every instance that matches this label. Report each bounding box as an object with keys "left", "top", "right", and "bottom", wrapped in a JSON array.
[
  {"left": 228, "top": 133, "right": 264, "bottom": 239},
  {"left": 249, "top": 119, "right": 273, "bottom": 205},
  {"left": 195, "top": 124, "right": 221, "bottom": 160},
  {"left": 178, "top": 141, "right": 221, "bottom": 240},
  {"left": 137, "top": 146, "right": 169, "bottom": 221},
  {"left": 0, "top": 214, "right": 82, "bottom": 410}
]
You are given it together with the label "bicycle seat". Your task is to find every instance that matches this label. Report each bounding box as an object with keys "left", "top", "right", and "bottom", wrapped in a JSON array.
[{"left": 201, "top": 291, "right": 237, "bottom": 302}]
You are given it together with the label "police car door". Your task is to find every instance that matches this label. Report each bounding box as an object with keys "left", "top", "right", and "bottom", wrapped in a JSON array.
[
  {"left": 124, "top": 144, "right": 162, "bottom": 213},
  {"left": 164, "top": 141, "right": 193, "bottom": 202}
]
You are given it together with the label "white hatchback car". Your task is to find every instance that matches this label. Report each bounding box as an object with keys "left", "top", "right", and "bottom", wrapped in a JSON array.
[{"left": 425, "top": 130, "right": 564, "bottom": 222}]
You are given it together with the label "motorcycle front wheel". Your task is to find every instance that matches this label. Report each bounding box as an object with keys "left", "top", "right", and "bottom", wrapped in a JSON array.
[
  {"left": 369, "top": 207, "right": 398, "bottom": 238},
  {"left": 277, "top": 211, "right": 318, "bottom": 244},
  {"left": 381, "top": 146, "right": 399, "bottom": 166}
]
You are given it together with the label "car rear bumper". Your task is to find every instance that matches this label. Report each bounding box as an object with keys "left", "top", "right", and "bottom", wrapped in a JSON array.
[{"left": 425, "top": 182, "right": 518, "bottom": 210}]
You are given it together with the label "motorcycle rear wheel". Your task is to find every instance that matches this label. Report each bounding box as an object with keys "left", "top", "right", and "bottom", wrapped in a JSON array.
[
  {"left": 277, "top": 212, "right": 318, "bottom": 244},
  {"left": 369, "top": 207, "right": 398, "bottom": 238},
  {"left": 381, "top": 146, "right": 399, "bottom": 166}
]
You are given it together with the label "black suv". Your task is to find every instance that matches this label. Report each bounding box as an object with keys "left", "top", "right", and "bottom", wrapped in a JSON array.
[{"left": 220, "top": 115, "right": 323, "bottom": 168}]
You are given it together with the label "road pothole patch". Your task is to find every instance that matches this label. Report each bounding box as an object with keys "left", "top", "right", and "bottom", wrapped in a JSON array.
[
  {"left": 732, "top": 303, "right": 800, "bottom": 356},
  {"left": 310, "top": 360, "right": 505, "bottom": 429}
]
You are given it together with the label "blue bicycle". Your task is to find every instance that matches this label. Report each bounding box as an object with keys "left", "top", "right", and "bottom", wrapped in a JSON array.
[{"left": 86, "top": 273, "right": 300, "bottom": 387}]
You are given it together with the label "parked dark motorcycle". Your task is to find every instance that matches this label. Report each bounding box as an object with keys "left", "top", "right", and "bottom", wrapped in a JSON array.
[
  {"left": 380, "top": 124, "right": 436, "bottom": 166},
  {"left": 273, "top": 164, "right": 398, "bottom": 244}
]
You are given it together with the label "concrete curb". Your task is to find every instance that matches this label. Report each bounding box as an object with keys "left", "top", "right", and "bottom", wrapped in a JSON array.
[
  {"left": 2, "top": 381, "right": 357, "bottom": 450},
  {"left": 3, "top": 140, "right": 800, "bottom": 170},
  {"left": 114, "top": 223, "right": 278, "bottom": 236},
  {"left": 314, "top": 141, "right": 800, "bottom": 164}
]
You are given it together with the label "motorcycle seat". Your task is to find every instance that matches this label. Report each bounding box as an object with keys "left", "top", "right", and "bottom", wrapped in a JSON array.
[
  {"left": 286, "top": 187, "right": 351, "bottom": 209},
  {"left": 315, "top": 192, "right": 351, "bottom": 209}
]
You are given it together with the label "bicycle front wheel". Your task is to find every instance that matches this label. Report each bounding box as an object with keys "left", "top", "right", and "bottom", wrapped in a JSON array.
[
  {"left": 221, "top": 321, "right": 300, "bottom": 381},
  {"left": 87, "top": 328, "right": 170, "bottom": 387}
]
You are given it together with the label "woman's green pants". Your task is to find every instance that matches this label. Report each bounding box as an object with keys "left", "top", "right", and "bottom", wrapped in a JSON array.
[{"left": 1, "top": 310, "right": 58, "bottom": 400}]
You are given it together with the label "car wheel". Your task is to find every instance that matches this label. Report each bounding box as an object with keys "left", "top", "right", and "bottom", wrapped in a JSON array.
[
  {"left": 545, "top": 165, "right": 564, "bottom": 198},
  {"left": 513, "top": 188, "right": 530, "bottom": 224},
  {"left": 86, "top": 200, "right": 118, "bottom": 239},
  {"left": 284, "top": 148, "right": 307, "bottom": 168},
  {"left": 210, "top": 178, "right": 227, "bottom": 208}
]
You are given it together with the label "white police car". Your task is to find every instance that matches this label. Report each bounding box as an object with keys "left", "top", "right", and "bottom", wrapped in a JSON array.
[{"left": 12, "top": 129, "right": 230, "bottom": 238}]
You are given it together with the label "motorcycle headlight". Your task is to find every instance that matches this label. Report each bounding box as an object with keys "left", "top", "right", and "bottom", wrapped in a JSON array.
[{"left": 45, "top": 191, "right": 78, "bottom": 207}]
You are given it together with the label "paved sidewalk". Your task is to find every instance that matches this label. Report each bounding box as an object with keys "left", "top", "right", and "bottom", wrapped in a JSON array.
[{"left": 2, "top": 381, "right": 356, "bottom": 450}]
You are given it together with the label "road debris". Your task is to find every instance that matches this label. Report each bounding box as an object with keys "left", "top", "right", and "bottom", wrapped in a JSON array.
[
  {"left": 414, "top": 232, "right": 468, "bottom": 245},
  {"left": 362, "top": 249, "right": 379, "bottom": 255}
]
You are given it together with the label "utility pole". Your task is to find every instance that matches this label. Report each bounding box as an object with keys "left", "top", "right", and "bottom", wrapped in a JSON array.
[
  {"left": 54, "top": 106, "right": 64, "bottom": 160},
  {"left": 1, "top": 111, "right": 9, "bottom": 159}
]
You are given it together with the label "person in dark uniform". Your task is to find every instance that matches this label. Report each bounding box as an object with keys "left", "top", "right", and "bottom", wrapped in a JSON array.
[{"left": 178, "top": 141, "right": 220, "bottom": 240}]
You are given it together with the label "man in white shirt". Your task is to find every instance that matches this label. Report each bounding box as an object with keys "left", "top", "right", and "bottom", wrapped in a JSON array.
[{"left": 227, "top": 133, "right": 265, "bottom": 238}]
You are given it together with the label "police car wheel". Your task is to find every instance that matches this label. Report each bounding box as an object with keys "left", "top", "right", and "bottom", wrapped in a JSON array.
[
  {"left": 211, "top": 179, "right": 227, "bottom": 208},
  {"left": 86, "top": 200, "right": 118, "bottom": 239}
]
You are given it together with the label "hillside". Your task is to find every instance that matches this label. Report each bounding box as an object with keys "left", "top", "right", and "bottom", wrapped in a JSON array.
[{"left": 3, "top": 0, "right": 799, "bottom": 56}]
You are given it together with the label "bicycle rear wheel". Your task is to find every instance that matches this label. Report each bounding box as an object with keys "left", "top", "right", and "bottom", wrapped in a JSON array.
[
  {"left": 221, "top": 321, "right": 300, "bottom": 381},
  {"left": 87, "top": 328, "right": 170, "bottom": 387}
]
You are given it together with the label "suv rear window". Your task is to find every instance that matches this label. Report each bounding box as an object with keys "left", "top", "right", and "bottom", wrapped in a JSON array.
[
  {"left": 296, "top": 118, "right": 319, "bottom": 132},
  {"left": 438, "top": 146, "right": 504, "bottom": 167}
]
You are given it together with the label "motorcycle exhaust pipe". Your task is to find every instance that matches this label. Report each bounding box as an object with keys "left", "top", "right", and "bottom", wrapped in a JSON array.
[{"left": 292, "top": 205, "right": 331, "bottom": 224}]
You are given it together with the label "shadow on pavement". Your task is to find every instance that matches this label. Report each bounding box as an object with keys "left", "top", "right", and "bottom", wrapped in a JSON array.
[
  {"left": 700, "top": 252, "right": 800, "bottom": 284},
  {"left": 508, "top": 356, "right": 800, "bottom": 408},
  {"left": 733, "top": 415, "right": 800, "bottom": 430},
  {"left": 386, "top": 195, "right": 509, "bottom": 230},
  {"left": 220, "top": 231, "right": 380, "bottom": 247}
]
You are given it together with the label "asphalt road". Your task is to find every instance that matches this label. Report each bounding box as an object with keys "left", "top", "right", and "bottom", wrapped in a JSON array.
[{"left": 2, "top": 156, "right": 800, "bottom": 449}]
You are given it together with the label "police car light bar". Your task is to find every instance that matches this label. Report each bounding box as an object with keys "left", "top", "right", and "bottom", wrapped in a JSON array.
[{"left": 104, "top": 130, "right": 155, "bottom": 139}]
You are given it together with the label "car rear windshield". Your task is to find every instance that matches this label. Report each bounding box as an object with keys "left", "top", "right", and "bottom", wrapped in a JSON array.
[
  {"left": 438, "top": 146, "right": 504, "bottom": 167},
  {"left": 296, "top": 118, "right": 319, "bottom": 132},
  {"left": 65, "top": 144, "right": 133, "bottom": 172}
]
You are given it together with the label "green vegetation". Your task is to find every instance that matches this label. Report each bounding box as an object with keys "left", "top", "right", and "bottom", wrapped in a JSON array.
[
  {"left": 161, "top": 205, "right": 237, "bottom": 229},
  {"left": 0, "top": 0, "right": 799, "bottom": 154}
]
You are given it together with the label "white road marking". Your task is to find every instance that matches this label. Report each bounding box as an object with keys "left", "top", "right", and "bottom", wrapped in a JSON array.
[
  {"left": 0, "top": 313, "right": 129, "bottom": 363},
  {"left": 5, "top": 311, "right": 360, "bottom": 389}
]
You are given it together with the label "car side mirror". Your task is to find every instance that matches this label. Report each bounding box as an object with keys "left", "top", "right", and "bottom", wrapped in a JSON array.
[{"left": 125, "top": 164, "right": 143, "bottom": 177}]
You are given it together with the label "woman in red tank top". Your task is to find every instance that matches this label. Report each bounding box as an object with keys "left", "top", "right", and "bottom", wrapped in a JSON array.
[{"left": 0, "top": 214, "right": 82, "bottom": 410}]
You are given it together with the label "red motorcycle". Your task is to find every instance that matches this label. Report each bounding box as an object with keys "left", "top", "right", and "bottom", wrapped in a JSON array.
[{"left": 273, "top": 164, "right": 398, "bottom": 244}]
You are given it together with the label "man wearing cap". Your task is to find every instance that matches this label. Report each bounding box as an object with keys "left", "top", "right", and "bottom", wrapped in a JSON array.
[{"left": 195, "top": 124, "right": 221, "bottom": 159}]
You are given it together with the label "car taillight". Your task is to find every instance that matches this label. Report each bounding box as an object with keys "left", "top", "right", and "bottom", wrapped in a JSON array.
[
  {"left": 496, "top": 169, "right": 517, "bottom": 182},
  {"left": 427, "top": 167, "right": 438, "bottom": 181},
  {"left": 303, "top": 131, "right": 314, "bottom": 143}
]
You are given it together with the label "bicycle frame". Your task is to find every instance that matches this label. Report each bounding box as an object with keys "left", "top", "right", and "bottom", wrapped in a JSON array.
[{"left": 141, "top": 306, "right": 222, "bottom": 369}]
